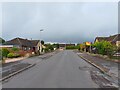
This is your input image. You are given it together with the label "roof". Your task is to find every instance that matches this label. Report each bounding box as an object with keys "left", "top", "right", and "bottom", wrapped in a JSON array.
[
  {"left": 66, "top": 44, "right": 75, "bottom": 47},
  {"left": 30, "top": 40, "right": 40, "bottom": 46},
  {"left": 95, "top": 37, "right": 108, "bottom": 42},
  {"left": 59, "top": 44, "right": 66, "bottom": 47},
  {"left": 112, "top": 34, "right": 120, "bottom": 42},
  {"left": 4, "top": 38, "right": 40, "bottom": 47},
  {"left": 95, "top": 34, "right": 120, "bottom": 43}
]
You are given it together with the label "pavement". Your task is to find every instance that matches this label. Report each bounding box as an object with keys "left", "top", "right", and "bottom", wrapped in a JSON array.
[
  {"left": 76, "top": 52, "right": 118, "bottom": 77},
  {"left": 2, "top": 50, "right": 99, "bottom": 88},
  {"left": 75, "top": 51, "right": 119, "bottom": 87},
  {"left": 5, "top": 57, "right": 27, "bottom": 63}
]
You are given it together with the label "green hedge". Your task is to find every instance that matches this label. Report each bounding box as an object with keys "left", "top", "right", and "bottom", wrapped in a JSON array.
[{"left": 66, "top": 46, "right": 79, "bottom": 49}]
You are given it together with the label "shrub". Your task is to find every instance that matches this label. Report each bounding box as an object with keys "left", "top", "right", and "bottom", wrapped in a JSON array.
[
  {"left": 7, "top": 53, "right": 20, "bottom": 58},
  {"left": 18, "top": 50, "right": 27, "bottom": 57},
  {"left": 47, "top": 45, "right": 54, "bottom": 51},
  {"left": 7, "top": 53, "right": 14, "bottom": 58},
  {"left": 93, "top": 40, "right": 114, "bottom": 56},
  {"left": 80, "top": 44, "right": 85, "bottom": 51},
  {"left": 14, "top": 53, "right": 20, "bottom": 58},
  {"left": 44, "top": 48, "right": 49, "bottom": 53},
  {"left": 12, "top": 47, "right": 19, "bottom": 52},
  {"left": 2, "top": 48, "right": 10, "bottom": 58}
]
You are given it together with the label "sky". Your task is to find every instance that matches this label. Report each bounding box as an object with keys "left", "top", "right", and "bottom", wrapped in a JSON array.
[{"left": 1, "top": 2, "right": 118, "bottom": 43}]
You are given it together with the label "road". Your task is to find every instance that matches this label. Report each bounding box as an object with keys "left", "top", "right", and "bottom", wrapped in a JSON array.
[{"left": 3, "top": 50, "right": 98, "bottom": 88}]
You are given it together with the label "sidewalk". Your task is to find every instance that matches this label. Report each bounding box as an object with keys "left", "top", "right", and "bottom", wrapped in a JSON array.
[
  {"left": 4, "top": 50, "right": 60, "bottom": 65},
  {"left": 76, "top": 52, "right": 118, "bottom": 79}
]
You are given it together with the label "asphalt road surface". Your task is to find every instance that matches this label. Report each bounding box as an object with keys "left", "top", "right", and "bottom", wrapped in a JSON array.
[{"left": 3, "top": 50, "right": 98, "bottom": 88}]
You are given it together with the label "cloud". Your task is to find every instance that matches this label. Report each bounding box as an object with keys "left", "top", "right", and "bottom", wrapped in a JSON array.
[{"left": 2, "top": 2, "right": 118, "bottom": 43}]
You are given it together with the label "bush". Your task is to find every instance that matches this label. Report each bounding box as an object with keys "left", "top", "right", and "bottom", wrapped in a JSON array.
[
  {"left": 49, "top": 45, "right": 54, "bottom": 51},
  {"left": 44, "top": 48, "right": 49, "bottom": 53},
  {"left": 7, "top": 53, "right": 14, "bottom": 58},
  {"left": 12, "top": 47, "right": 19, "bottom": 52},
  {"left": 80, "top": 44, "right": 85, "bottom": 51},
  {"left": 2, "top": 48, "right": 10, "bottom": 58},
  {"left": 18, "top": 50, "right": 27, "bottom": 57},
  {"left": 7, "top": 53, "right": 20, "bottom": 58},
  {"left": 93, "top": 40, "right": 114, "bottom": 56}
]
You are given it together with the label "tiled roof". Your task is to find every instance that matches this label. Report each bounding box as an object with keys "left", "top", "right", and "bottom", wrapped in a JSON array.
[
  {"left": 30, "top": 40, "right": 40, "bottom": 46},
  {"left": 95, "top": 37, "right": 108, "bottom": 42},
  {"left": 95, "top": 34, "right": 120, "bottom": 42},
  {"left": 4, "top": 38, "right": 40, "bottom": 47},
  {"left": 112, "top": 34, "right": 120, "bottom": 42}
]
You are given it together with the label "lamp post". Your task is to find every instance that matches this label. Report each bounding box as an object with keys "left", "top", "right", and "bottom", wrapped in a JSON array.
[{"left": 40, "top": 29, "right": 44, "bottom": 54}]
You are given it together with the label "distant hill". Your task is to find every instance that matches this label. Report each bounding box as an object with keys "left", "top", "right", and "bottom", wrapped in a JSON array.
[{"left": 0, "top": 37, "right": 5, "bottom": 44}]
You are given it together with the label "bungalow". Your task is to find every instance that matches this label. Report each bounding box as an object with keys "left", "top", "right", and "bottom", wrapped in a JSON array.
[
  {"left": 94, "top": 34, "right": 120, "bottom": 47},
  {"left": 59, "top": 44, "right": 66, "bottom": 50},
  {"left": 30, "top": 40, "right": 41, "bottom": 53},
  {"left": 66, "top": 44, "right": 75, "bottom": 47},
  {"left": 59, "top": 43, "right": 76, "bottom": 50},
  {"left": 3, "top": 37, "right": 41, "bottom": 53}
]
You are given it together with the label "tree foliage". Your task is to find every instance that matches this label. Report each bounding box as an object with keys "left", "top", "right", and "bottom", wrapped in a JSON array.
[
  {"left": 92, "top": 40, "right": 115, "bottom": 56},
  {"left": 41, "top": 40, "right": 44, "bottom": 45},
  {"left": 0, "top": 37, "right": 5, "bottom": 44},
  {"left": 2, "top": 48, "right": 10, "bottom": 58},
  {"left": 80, "top": 44, "right": 85, "bottom": 51}
]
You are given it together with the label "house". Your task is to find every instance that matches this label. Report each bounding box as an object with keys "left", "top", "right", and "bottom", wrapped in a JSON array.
[
  {"left": 59, "top": 44, "right": 66, "bottom": 50},
  {"left": 94, "top": 34, "right": 120, "bottom": 47},
  {"left": 83, "top": 42, "right": 92, "bottom": 52},
  {"left": 3, "top": 37, "right": 41, "bottom": 53},
  {"left": 66, "top": 44, "right": 75, "bottom": 47},
  {"left": 59, "top": 43, "right": 76, "bottom": 50},
  {"left": 30, "top": 40, "right": 41, "bottom": 53}
]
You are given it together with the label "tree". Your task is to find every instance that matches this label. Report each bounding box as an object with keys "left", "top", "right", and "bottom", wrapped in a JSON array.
[
  {"left": 93, "top": 40, "right": 114, "bottom": 56},
  {"left": 2, "top": 48, "right": 10, "bottom": 58},
  {"left": 0, "top": 37, "right": 5, "bottom": 44},
  {"left": 45, "top": 44, "right": 54, "bottom": 51},
  {"left": 41, "top": 40, "right": 44, "bottom": 45},
  {"left": 52, "top": 43, "right": 59, "bottom": 49},
  {"left": 0, "top": 49, "right": 2, "bottom": 60},
  {"left": 80, "top": 44, "right": 85, "bottom": 51}
]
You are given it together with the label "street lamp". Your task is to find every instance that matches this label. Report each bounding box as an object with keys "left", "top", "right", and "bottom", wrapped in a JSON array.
[
  {"left": 40, "top": 29, "right": 44, "bottom": 32},
  {"left": 40, "top": 29, "right": 44, "bottom": 54}
]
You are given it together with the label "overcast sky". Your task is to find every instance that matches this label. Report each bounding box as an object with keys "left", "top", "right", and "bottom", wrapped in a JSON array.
[{"left": 1, "top": 2, "right": 118, "bottom": 43}]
